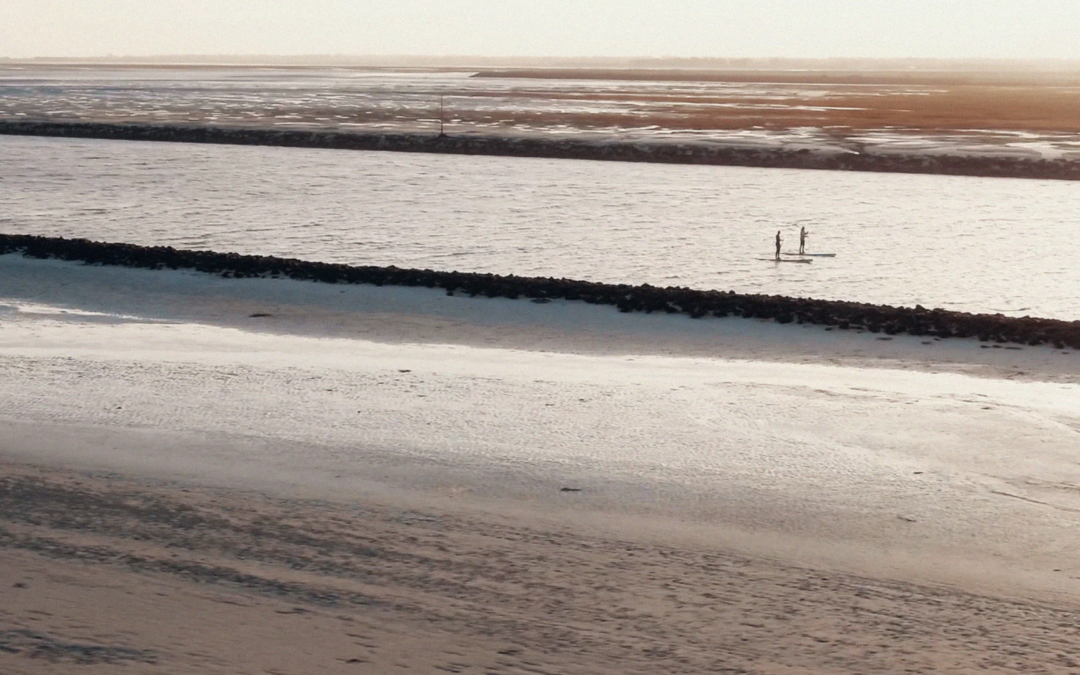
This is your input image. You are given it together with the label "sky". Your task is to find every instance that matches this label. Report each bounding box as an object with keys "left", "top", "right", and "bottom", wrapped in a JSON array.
[{"left": 2, "top": 0, "right": 1079, "bottom": 61}]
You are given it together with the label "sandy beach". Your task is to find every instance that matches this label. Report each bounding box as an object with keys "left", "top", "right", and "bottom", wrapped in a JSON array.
[
  {"left": 5, "top": 461, "right": 1080, "bottom": 675},
  {"left": 3, "top": 254, "right": 1080, "bottom": 673}
]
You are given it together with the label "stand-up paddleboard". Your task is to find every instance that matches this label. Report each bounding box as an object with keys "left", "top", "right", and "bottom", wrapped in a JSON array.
[
  {"left": 783, "top": 252, "right": 836, "bottom": 257},
  {"left": 758, "top": 258, "right": 812, "bottom": 263}
]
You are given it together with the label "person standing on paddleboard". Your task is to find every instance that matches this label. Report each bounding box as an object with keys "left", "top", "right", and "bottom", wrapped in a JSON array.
[
  {"left": 799, "top": 226, "right": 808, "bottom": 255},
  {"left": 775, "top": 231, "right": 782, "bottom": 260}
]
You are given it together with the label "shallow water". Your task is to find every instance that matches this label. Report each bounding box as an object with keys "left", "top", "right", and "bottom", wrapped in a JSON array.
[{"left": 2, "top": 134, "right": 1079, "bottom": 319}]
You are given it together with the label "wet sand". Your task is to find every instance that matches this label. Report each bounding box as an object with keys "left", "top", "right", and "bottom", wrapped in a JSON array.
[{"left": 5, "top": 461, "right": 1080, "bottom": 675}]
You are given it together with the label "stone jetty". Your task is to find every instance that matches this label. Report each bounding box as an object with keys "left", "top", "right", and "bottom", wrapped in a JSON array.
[{"left": 3, "top": 234, "right": 1078, "bottom": 350}]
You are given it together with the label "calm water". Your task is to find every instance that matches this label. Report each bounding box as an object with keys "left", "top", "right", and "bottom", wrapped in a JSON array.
[{"left": 2, "top": 134, "right": 1079, "bottom": 320}]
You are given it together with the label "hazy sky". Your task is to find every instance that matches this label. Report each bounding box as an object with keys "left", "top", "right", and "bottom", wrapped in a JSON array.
[{"left": 3, "top": 0, "right": 1079, "bottom": 60}]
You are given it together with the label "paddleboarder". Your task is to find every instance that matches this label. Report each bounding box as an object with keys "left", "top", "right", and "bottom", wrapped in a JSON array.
[
  {"left": 799, "top": 226, "right": 809, "bottom": 255},
  {"left": 775, "top": 231, "right": 782, "bottom": 261}
]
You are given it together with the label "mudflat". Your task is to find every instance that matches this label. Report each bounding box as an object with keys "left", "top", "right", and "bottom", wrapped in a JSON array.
[
  {"left": 5, "top": 63, "right": 1079, "bottom": 180},
  {"left": 7, "top": 63, "right": 1080, "bottom": 141},
  {"left": 471, "top": 67, "right": 1080, "bottom": 135}
]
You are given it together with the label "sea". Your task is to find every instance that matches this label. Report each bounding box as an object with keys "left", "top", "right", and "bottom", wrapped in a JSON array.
[{"left": 2, "top": 64, "right": 1079, "bottom": 321}]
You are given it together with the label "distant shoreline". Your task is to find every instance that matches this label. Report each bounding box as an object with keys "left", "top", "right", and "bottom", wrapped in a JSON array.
[{"left": 3, "top": 119, "right": 1080, "bottom": 181}]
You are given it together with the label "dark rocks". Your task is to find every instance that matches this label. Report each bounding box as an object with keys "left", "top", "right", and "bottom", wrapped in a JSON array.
[
  {"left": 2, "top": 233, "right": 1078, "bottom": 349},
  {"left": 3, "top": 120, "right": 1080, "bottom": 181}
]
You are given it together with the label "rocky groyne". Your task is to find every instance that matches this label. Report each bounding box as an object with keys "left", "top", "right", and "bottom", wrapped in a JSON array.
[
  {"left": 3, "top": 234, "right": 1078, "bottom": 350},
  {"left": 3, "top": 120, "right": 1080, "bottom": 181}
]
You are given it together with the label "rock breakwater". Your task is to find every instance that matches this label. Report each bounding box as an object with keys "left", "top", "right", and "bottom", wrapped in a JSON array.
[
  {"left": 3, "top": 234, "right": 1078, "bottom": 349},
  {"left": 3, "top": 120, "right": 1080, "bottom": 181}
]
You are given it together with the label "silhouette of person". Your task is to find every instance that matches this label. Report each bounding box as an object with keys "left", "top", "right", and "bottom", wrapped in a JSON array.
[
  {"left": 799, "top": 226, "right": 809, "bottom": 255},
  {"left": 775, "top": 231, "right": 782, "bottom": 261}
]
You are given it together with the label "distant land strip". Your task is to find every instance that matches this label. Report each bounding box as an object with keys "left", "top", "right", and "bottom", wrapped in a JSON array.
[
  {"left": 470, "top": 67, "right": 1080, "bottom": 87},
  {"left": 2, "top": 234, "right": 1078, "bottom": 349},
  {"left": 2, "top": 120, "right": 1080, "bottom": 181}
]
